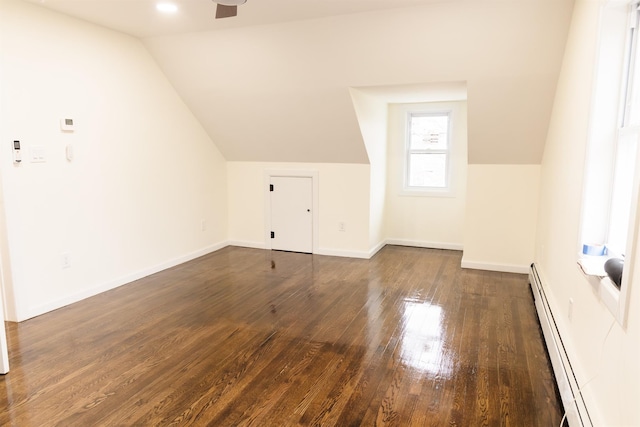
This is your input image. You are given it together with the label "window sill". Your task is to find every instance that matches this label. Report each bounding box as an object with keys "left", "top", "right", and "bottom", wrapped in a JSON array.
[
  {"left": 577, "top": 255, "right": 608, "bottom": 277},
  {"left": 577, "top": 256, "right": 621, "bottom": 320},
  {"left": 400, "top": 188, "right": 455, "bottom": 198}
]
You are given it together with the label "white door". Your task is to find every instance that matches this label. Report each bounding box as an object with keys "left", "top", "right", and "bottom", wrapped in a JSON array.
[{"left": 270, "top": 176, "right": 313, "bottom": 253}]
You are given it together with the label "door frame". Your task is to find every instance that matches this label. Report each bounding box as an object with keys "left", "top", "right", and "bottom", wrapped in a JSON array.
[{"left": 264, "top": 169, "right": 319, "bottom": 254}]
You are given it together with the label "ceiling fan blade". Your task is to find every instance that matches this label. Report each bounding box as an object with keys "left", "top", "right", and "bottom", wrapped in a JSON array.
[{"left": 216, "top": 4, "right": 237, "bottom": 19}]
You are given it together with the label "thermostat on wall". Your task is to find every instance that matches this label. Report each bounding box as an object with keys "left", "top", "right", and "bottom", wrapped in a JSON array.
[{"left": 60, "top": 118, "right": 75, "bottom": 131}]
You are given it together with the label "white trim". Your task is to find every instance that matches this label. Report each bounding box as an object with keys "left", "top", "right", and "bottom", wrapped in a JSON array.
[
  {"left": 403, "top": 109, "right": 454, "bottom": 195},
  {"left": 227, "top": 240, "right": 267, "bottom": 250},
  {"left": 368, "top": 241, "right": 387, "bottom": 258},
  {"left": 315, "top": 248, "right": 370, "bottom": 259},
  {"left": 18, "top": 241, "right": 228, "bottom": 322},
  {"left": 460, "top": 258, "right": 530, "bottom": 274},
  {"left": 398, "top": 188, "right": 457, "bottom": 198},
  {"left": 578, "top": 0, "right": 640, "bottom": 328},
  {"left": 386, "top": 239, "right": 463, "bottom": 251},
  {"left": 530, "top": 264, "right": 591, "bottom": 427},
  {"left": 318, "top": 240, "right": 464, "bottom": 260},
  {"left": 599, "top": 276, "right": 622, "bottom": 318},
  {"left": 264, "top": 169, "right": 319, "bottom": 254}
]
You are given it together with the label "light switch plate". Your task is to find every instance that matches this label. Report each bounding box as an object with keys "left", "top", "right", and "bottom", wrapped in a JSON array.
[{"left": 30, "top": 146, "right": 46, "bottom": 163}]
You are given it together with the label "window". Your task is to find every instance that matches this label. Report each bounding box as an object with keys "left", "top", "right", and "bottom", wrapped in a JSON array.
[
  {"left": 579, "top": 1, "right": 640, "bottom": 325},
  {"left": 405, "top": 112, "right": 451, "bottom": 191},
  {"left": 608, "top": 4, "right": 640, "bottom": 257}
]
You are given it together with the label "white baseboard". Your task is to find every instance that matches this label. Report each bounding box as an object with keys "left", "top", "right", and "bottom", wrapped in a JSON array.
[
  {"left": 229, "top": 238, "right": 464, "bottom": 261},
  {"left": 21, "top": 241, "right": 229, "bottom": 322},
  {"left": 386, "top": 239, "right": 463, "bottom": 251},
  {"left": 530, "top": 264, "right": 590, "bottom": 426},
  {"left": 317, "top": 240, "right": 463, "bottom": 260},
  {"left": 460, "top": 258, "right": 530, "bottom": 274},
  {"left": 229, "top": 241, "right": 373, "bottom": 259},
  {"left": 368, "top": 241, "right": 387, "bottom": 258},
  {"left": 315, "top": 248, "right": 371, "bottom": 259},
  {"left": 227, "top": 240, "right": 267, "bottom": 250},
  {"left": 229, "top": 241, "right": 371, "bottom": 259}
]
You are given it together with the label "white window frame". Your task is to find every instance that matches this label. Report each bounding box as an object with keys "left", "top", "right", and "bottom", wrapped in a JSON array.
[
  {"left": 579, "top": 0, "right": 640, "bottom": 327},
  {"left": 607, "top": 3, "right": 640, "bottom": 258},
  {"left": 403, "top": 111, "right": 453, "bottom": 196}
]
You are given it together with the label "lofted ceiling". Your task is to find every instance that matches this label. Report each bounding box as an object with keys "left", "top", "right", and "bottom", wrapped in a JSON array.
[
  {"left": 20, "top": 0, "right": 575, "bottom": 165},
  {"left": 22, "top": 0, "right": 456, "bottom": 38}
]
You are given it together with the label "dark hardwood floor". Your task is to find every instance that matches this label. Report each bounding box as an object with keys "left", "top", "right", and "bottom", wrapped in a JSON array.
[{"left": 0, "top": 245, "right": 563, "bottom": 426}]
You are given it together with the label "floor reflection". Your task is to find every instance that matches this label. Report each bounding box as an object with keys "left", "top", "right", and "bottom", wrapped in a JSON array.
[{"left": 400, "top": 301, "right": 451, "bottom": 377}]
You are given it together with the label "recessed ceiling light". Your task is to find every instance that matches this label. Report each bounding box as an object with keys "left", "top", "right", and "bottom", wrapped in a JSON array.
[{"left": 156, "top": 3, "right": 178, "bottom": 13}]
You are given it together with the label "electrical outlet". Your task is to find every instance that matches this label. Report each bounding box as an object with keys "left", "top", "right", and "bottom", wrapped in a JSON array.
[
  {"left": 61, "top": 252, "right": 71, "bottom": 269},
  {"left": 338, "top": 221, "right": 346, "bottom": 232},
  {"left": 201, "top": 219, "right": 207, "bottom": 232},
  {"left": 568, "top": 298, "right": 574, "bottom": 321}
]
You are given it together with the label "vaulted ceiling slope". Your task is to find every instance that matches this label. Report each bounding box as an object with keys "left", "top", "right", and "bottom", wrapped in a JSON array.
[
  {"left": 143, "top": 1, "right": 574, "bottom": 164},
  {"left": 25, "top": 0, "right": 574, "bottom": 164}
]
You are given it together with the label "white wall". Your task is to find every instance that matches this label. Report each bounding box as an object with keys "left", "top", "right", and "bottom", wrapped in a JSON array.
[
  {"left": 141, "top": 0, "right": 573, "bottom": 275},
  {"left": 227, "top": 162, "right": 371, "bottom": 257},
  {"left": 0, "top": 0, "right": 228, "bottom": 321},
  {"left": 535, "top": 0, "right": 640, "bottom": 424},
  {"left": 0, "top": 0, "right": 576, "bottom": 332},
  {"left": 463, "top": 165, "right": 541, "bottom": 273},
  {"left": 385, "top": 101, "right": 467, "bottom": 250},
  {"left": 349, "top": 88, "right": 387, "bottom": 253}
]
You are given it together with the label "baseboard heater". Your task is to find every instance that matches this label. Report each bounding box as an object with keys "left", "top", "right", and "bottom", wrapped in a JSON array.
[{"left": 529, "top": 263, "right": 592, "bottom": 427}]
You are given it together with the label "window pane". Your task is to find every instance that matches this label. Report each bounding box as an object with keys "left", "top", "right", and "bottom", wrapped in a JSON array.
[
  {"left": 410, "top": 115, "right": 449, "bottom": 150},
  {"left": 408, "top": 153, "right": 446, "bottom": 188},
  {"left": 626, "top": 14, "right": 640, "bottom": 126},
  {"left": 608, "top": 130, "right": 638, "bottom": 255},
  {"left": 628, "top": 48, "right": 640, "bottom": 126}
]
